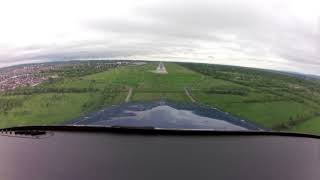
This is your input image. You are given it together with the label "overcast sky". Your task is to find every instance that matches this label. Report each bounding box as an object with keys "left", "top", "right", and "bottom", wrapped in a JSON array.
[{"left": 0, "top": 0, "right": 319, "bottom": 74}]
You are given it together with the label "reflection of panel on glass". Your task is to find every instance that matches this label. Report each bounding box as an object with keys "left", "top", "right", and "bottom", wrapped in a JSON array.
[{"left": 69, "top": 101, "right": 265, "bottom": 131}]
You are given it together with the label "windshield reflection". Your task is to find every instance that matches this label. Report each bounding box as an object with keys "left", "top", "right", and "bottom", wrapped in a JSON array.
[{"left": 69, "top": 101, "right": 265, "bottom": 131}]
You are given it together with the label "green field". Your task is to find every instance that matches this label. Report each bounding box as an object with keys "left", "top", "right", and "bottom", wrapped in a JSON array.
[
  {"left": 1, "top": 61, "right": 320, "bottom": 135},
  {"left": 290, "top": 116, "right": 320, "bottom": 134}
]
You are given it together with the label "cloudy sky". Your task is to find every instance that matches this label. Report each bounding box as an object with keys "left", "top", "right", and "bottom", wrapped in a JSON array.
[{"left": 0, "top": 0, "right": 319, "bottom": 74}]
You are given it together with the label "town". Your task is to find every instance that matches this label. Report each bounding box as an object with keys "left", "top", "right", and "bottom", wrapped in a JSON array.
[
  {"left": 0, "top": 60, "right": 135, "bottom": 92},
  {"left": 0, "top": 64, "right": 58, "bottom": 91}
]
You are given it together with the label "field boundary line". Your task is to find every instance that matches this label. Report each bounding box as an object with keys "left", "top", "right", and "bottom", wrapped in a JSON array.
[
  {"left": 184, "top": 87, "right": 196, "bottom": 103},
  {"left": 125, "top": 87, "right": 133, "bottom": 102}
]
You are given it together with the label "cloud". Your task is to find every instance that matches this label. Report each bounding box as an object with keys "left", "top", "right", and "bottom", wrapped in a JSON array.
[{"left": 0, "top": 0, "right": 319, "bottom": 75}]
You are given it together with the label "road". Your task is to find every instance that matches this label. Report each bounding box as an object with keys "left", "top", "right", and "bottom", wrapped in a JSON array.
[
  {"left": 125, "top": 87, "right": 133, "bottom": 102},
  {"left": 184, "top": 87, "right": 196, "bottom": 103}
]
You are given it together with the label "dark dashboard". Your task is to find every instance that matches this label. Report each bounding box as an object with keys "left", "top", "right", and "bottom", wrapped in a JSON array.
[{"left": 0, "top": 126, "right": 319, "bottom": 180}]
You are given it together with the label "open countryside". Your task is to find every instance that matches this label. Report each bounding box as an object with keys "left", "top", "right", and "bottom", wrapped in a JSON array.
[{"left": 0, "top": 61, "right": 320, "bottom": 134}]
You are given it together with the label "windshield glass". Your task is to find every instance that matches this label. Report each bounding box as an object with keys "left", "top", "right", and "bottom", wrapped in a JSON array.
[{"left": 0, "top": 0, "right": 319, "bottom": 135}]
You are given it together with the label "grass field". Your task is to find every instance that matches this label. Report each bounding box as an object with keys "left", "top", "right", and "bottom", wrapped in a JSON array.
[
  {"left": 0, "top": 63, "right": 199, "bottom": 128},
  {"left": 192, "top": 93, "right": 310, "bottom": 128},
  {"left": 0, "top": 92, "right": 126, "bottom": 128},
  {"left": 290, "top": 116, "right": 320, "bottom": 134},
  {"left": 1, "top": 61, "right": 320, "bottom": 135},
  {"left": 181, "top": 63, "right": 320, "bottom": 133}
]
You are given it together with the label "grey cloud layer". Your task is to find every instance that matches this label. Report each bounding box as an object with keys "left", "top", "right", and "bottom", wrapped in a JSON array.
[
  {"left": 1, "top": 0, "right": 319, "bottom": 75},
  {"left": 86, "top": 0, "right": 319, "bottom": 73}
]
